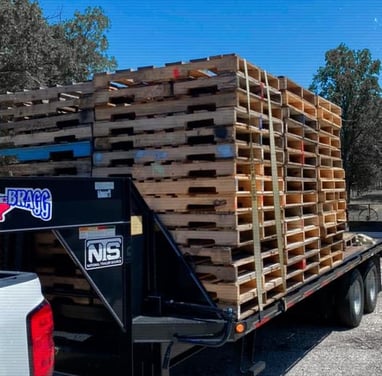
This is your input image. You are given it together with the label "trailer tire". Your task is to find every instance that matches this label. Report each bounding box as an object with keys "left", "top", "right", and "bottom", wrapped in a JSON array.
[
  {"left": 337, "top": 269, "right": 364, "bottom": 328},
  {"left": 363, "top": 261, "right": 379, "bottom": 314}
]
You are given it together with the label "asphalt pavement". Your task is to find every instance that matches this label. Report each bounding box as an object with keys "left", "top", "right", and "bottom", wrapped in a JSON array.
[
  {"left": 254, "top": 291, "right": 382, "bottom": 376},
  {"left": 173, "top": 288, "right": 382, "bottom": 376}
]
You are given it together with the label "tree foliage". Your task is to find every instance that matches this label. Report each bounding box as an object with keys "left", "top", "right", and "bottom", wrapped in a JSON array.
[
  {"left": 310, "top": 43, "right": 382, "bottom": 197},
  {"left": 0, "top": 0, "right": 116, "bottom": 92}
]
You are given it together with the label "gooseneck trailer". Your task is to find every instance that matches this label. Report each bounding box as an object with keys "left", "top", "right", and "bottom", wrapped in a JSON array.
[{"left": 0, "top": 176, "right": 381, "bottom": 376}]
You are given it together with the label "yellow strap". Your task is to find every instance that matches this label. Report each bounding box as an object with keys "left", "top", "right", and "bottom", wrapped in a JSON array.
[
  {"left": 264, "top": 71, "right": 286, "bottom": 292},
  {"left": 244, "top": 60, "right": 264, "bottom": 311}
]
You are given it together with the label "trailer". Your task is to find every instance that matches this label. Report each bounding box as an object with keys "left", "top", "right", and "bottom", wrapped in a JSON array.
[{"left": 0, "top": 176, "right": 381, "bottom": 376}]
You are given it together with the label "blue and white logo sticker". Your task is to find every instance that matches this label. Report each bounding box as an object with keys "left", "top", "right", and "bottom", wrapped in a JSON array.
[{"left": 0, "top": 187, "right": 52, "bottom": 222}]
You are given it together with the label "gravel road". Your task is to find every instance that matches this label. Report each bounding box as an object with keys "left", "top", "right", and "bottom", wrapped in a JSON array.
[{"left": 173, "top": 289, "right": 382, "bottom": 376}]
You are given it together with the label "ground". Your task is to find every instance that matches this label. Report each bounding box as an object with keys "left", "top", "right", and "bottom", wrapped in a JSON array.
[{"left": 173, "top": 289, "right": 382, "bottom": 375}]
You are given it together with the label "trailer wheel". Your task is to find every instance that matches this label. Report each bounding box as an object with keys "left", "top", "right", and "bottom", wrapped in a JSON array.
[
  {"left": 337, "top": 269, "right": 364, "bottom": 328},
  {"left": 363, "top": 261, "right": 379, "bottom": 314}
]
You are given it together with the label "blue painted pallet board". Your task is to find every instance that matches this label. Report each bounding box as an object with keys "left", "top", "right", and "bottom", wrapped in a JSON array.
[{"left": 0, "top": 141, "right": 91, "bottom": 162}]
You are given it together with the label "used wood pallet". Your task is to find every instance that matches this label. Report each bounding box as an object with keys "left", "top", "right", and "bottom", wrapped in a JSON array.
[
  {"left": 0, "top": 158, "right": 92, "bottom": 177},
  {"left": 280, "top": 76, "right": 346, "bottom": 281},
  {"left": 0, "top": 83, "right": 93, "bottom": 122}
]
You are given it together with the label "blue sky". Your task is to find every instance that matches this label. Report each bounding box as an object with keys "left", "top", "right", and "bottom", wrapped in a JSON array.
[{"left": 38, "top": 0, "right": 382, "bottom": 88}]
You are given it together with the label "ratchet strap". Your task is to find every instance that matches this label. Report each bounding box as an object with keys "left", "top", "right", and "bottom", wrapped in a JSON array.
[
  {"left": 264, "top": 71, "right": 286, "bottom": 292},
  {"left": 244, "top": 60, "right": 264, "bottom": 311}
]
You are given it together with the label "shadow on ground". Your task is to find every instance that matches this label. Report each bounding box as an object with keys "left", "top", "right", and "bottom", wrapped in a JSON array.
[{"left": 172, "top": 297, "right": 344, "bottom": 376}]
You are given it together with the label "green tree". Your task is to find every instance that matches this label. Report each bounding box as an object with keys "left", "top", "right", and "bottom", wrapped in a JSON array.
[
  {"left": 0, "top": 0, "right": 116, "bottom": 92},
  {"left": 310, "top": 43, "right": 382, "bottom": 197},
  {"left": 50, "top": 6, "right": 117, "bottom": 84}
]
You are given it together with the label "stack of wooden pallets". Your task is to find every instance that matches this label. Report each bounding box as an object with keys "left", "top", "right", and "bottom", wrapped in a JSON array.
[
  {"left": 0, "top": 54, "right": 346, "bottom": 319},
  {"left": 316, "top": 96, "right": 346, "bottom": 270},
  {"left": 0, "top": 83, "right": 94, "bottom": 176},
  {"left": 279, "top": 76, "right": 345, "bottom": 291},
  {"left": 92, "top": 54, "right": 345, "bottom": 318},
  {"left": 279, "top": 77, "right": 321, "bottom": 290}
]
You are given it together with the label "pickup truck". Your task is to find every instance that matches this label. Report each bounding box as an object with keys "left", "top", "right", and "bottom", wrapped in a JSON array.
[{"left": 0, "top": 271, "right": 54, "bottom": 376}]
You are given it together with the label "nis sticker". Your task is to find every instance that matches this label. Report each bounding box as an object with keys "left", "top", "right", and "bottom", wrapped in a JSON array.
[{"left": 0, "top": 187, "right": 52, "bottom": 222}]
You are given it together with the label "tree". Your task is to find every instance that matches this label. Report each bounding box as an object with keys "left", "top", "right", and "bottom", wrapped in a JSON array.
[
  {"left": 0, "top": 0, "right": 116, "bottom": 92},
  {"left": 310, "top": 44, "right": 382, "bottom": 197},
  {"left": 50, "top": 6, "right": 117, "bottom": 84}
]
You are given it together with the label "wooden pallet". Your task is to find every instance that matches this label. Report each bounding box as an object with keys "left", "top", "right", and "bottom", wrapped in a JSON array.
[
  {"left": 93, "top": 54, "right": 273, "bottom": 90},
  {"left": 93, "top": 106, "right": 283, "bottom": 140},
  {"left": 285, "top": 178, "right": 317, "bottom": 193},
  {"left": 283, "top": 214, "right": 319, "bottom": 233},
  {"left": 318, "top": 199, "right": 347, "bottom": 213},
  {"left": 95, "top": 91, "right": 237, "bottom": 121},
  {"left": 39, "top": 275, "right": 91, "bottom": 291},
  {"left": 94, "top": 123, "right": 284, "bottom": 154},
  {"left": 284, "top": 192, "right": 318, "bottom": 207},
  {"left": 94, "top": 125, "right": 236, "bottom": 151},
  {"left": 285, "top": 149, "right": 318, "bottom": 167},
  {"left": 92, "top": 141, "right": 279, "bottom": 167},
  {"left": 94, "top": 72, "right": 237, "bottom": 105},
  {"left": 1, "top": 110, "right": 94, "bottom": 135},
  {"left": 217, "top": 272, "right": 285, "bottom": 319},
  {"left": 318, "top": 155, "right": 343, "bottom": 169},
  {"left": 95, "top": 87, "right": 283, "bottom": 123},
  {"left": 0, "top": 158, "right": 92, "bottom": 177},
  {"left": 319, "top": 133, "right": 341, "bottom": 149},
  {"left": 136, "top": 175, "right": 283, "bottom": 196},
  {"left": 316, "top": 95, "right": 341, "bottom": 116},
  {"left": 35, "top": 263, "right": 82, "bottom": 278},
  {"left": 194, "top": 255, "right": 280, "bottom": 283},
  {"left": 0, "top": 82, "right": 93, "bottom": 106},
  {"left": 200, "top": 265, "right": 283, "bottom": 304},
  {"left": 279, "top": 76, "right": 316, "bottom": 105},
  {"left": 283, "top": 107, "right": 318, "bottom": 131},
  {"left": 95, "top": 70, "right": 282, "bottom": 107},
  {"left": 285, "top": 165, "right": 317, "bottom": 179},
  {"left": 92, "top": 159, "right": 246, "bottom": 180},
  {"left": 285, "top": 136, "right": 317, "bottom": 155},
  {"left": 170, "top": 219, "right": 280, "bottom": 247},
  {"left": 34, "top": 232, "right": 65, "bottom": 257},
  {"left": 283, "top": 227, "right": 320, "bottom": 251},
  {"left": 282, "top": 91, "right": 317, "bottom": 118},
  {"left": 0, "top": 125, "right": 92, "bottom": 148},
  {"left": 318, "top": 179, "right": 346, "bottom": 192},
  {"left": 93, "top": 108, "right": 232, "bottom": 137},
  {"left": 317, "top": 108, "right": 342, "bottom": 127},
  {"left": 318, "top": 167, "right": 346, "bottom": 180},
  {"left": 0, "top": 83, "right": 93, "bottom": 122},
  {"left": 158, "top": 210, "right": 253, "bottom": 229},
  {"left": 0, "top": 141, "right": 91, "bottom": 163},
  {"left": 318, "top": 118, "right": 341, "bottom": 137}
]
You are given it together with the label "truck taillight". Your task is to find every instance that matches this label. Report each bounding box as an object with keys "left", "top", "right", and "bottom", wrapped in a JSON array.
[{"left": 28, "top": 301, "right": 55, "bottom": 376}]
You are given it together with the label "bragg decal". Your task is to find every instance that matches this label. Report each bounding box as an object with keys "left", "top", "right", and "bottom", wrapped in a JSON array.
[{"left": 0, "top": 187, "right": 52, "bottom": 222}]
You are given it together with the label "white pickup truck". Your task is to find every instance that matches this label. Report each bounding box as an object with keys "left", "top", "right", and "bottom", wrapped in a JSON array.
[{"left": 0, "top": 271, "right": 54, "bottom": 376}]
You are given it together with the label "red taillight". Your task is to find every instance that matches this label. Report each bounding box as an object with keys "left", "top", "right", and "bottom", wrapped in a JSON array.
[{"left": 28, "top": 301, "right": 55, "bottom": 376}]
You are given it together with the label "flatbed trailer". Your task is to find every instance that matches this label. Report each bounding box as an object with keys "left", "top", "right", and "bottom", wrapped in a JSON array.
[{"left": 0, "top": 176, "right": 381, "bottom": 376}]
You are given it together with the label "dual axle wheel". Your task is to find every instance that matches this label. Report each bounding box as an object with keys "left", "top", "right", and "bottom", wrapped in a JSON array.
[{"left": 336, "top": 260, "right": 380, "bottom": 328}]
